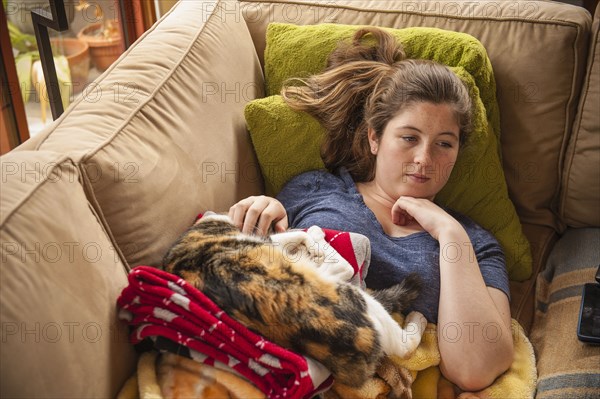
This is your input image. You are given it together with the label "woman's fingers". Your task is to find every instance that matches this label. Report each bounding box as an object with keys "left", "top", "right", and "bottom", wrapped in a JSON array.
[
  {"left": 392, "top": 196, "right": 463, "bottom": 240},
  {"left": 391, "top": 196, "right": 417, "bottom": 226},
  {"left": 241, "top": 197, "right": 269, "bottom": 234},
  {"left": 228, "top": 197, "right": 256, "bottom": 231},
  {"left": 273, "top": 217, "right": 289, "bottom": 233},
  {"left": 255, "top": 200, "right": 288, "bottom": 235},
  {"left": 228, "top": 196, "right": 287, "bottom": 236}
]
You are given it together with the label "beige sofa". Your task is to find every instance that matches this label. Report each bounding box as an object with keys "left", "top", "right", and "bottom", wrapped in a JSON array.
[{"left": 1, "top": 0, "right": 599, "bottom": 397}]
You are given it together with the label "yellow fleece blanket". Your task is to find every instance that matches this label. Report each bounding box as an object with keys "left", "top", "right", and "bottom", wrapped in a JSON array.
[
  {"left": 325, "top": 316, "right": 537, "bottom": 399},
  {"left": 117, "top": 351, "right": 266, "bottom": 399},
  {"left": 118, "top": 317, "right": 536, "bottom": 399}
]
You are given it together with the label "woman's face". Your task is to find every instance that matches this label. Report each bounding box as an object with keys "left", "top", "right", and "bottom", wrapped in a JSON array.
[{"left": 368, "top": 101, "right": 460, "bottom": 201}]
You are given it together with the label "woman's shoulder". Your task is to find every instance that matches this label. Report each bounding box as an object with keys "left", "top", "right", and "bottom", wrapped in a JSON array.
[{"left": 280, "top": 168, "right": 347, "bottom": 194}]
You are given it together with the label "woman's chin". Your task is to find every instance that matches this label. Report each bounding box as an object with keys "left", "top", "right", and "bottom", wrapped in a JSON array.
[{"left": 396, "top": 187, "right": 437, "bottom": 200}]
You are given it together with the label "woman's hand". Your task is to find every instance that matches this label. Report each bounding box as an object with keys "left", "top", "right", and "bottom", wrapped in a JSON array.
[
  {"left": 228, "top": 195, "right": 288, "bottom": 236},
  {"left": 391, "top": 196, "right": 463, "bottom": 241}
]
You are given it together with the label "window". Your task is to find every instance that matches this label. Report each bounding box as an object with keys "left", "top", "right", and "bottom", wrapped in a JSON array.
[{"left": 1, "top": 0, "right": 176, "bottom": 153}]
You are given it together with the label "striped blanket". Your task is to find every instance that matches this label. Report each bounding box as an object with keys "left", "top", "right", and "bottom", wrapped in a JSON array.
[{"left": 530, "top": 228, "right": 600, "bottom": 398}]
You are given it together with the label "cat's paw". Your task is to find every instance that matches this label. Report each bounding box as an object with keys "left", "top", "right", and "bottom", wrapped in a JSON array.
[
  {"left": 306, "top": 225, "right": 326, "bottom": 242},
  {"left": 405, "top": 311, "right": 427, "bottom": 335},
  {"left": 306, "top": 242, "right": 326, "bottom": 266},
  {"left": 304, "top": 227, "right": 328, "bottom": 265},
  {"left": 272, "top": 229, "right": 326, "bottom": 266},
  {"left": 396, "top": 311, "right": 426, "bottom": 358}
]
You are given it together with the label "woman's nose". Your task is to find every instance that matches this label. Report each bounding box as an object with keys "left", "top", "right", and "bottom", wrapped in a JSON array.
[{"left": 414, "top": 144, "right": 432, "bottom": 166}]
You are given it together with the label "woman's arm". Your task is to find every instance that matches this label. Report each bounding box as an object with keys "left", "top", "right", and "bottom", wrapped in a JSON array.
[
  {"left": 392, "top": 197, "right": 514, "bottom": 391},
  {"left": 436, "top": 228, "right": 513, "bottom": 391}
]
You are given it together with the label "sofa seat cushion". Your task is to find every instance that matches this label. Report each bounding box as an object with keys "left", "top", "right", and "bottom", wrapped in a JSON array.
[
  {"left": 509, "top": 223, "right": 558, "bottom": 333},
  {"left": 529, "top": 228, "right": 600, "bottom": 398},
  {"left": 246, "top": 23, "right": 532, "bottom": 281},
  {"left": 0, "top": 151, "right": 136, "bottom": 398}
]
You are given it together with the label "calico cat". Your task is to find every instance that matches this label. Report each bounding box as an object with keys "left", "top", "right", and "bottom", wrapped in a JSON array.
[{"left": 162, "top": 212, "right": 427, "bottom": 388}]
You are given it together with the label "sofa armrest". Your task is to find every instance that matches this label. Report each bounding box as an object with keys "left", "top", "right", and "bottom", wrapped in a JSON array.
[{"left": 0, "top": 151, "right": 136, "bottom": 398}]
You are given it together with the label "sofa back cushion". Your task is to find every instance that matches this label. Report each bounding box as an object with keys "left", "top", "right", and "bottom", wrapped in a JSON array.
[
  {"left": 21, "top": 0, "right": 264, "bottom": 268},
  {"left": 0, "top": 151, "right": 136, "bottom": 398},
  {"left": 240, "top": 0, "right": 592, "bottom": 233},
  {"left": 560, "top": 5, "right": 600, "bottom": 228}
]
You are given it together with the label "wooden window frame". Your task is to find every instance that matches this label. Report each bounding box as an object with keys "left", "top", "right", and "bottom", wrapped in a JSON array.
[
  {"left": 0, "top": 0, "right": 157, "bottom": 153},
  {"left": 1, "top": 3, "right": 30, "bottom": 154}
]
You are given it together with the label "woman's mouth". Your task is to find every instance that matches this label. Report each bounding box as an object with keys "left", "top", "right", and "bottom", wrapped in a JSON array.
[{"left": 406, "top": 174, "right": 431, "bottom": 183}]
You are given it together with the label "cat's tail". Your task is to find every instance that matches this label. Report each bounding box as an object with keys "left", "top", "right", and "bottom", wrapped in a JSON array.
[{"left": 370, "top": 273, "right": 422, "bottom": 315}]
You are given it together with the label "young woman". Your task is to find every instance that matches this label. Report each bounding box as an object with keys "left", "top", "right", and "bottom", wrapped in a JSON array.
[{"left": 229, "top": 28, "right": 513, "bottom": 391}]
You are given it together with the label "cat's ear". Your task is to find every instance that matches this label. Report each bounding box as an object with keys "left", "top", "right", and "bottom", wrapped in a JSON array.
[
  {"left": 198, "top": 212, "right": 233, "bottom": 224},
  {"left": 195, "top": 211, "right": 216, "bottom": 225}
]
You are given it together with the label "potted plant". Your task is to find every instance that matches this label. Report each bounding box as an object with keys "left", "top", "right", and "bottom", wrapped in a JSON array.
[
  {"left": 8, "top": 20, "right": 90, "bottom": 123},
  {"left": 76, "top": 1, "right": 123, "bottom": 71}
]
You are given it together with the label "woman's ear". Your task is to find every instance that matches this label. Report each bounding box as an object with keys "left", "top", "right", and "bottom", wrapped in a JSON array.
[{"left": 368, "top": 127, "right": 379, "bottom": 155}]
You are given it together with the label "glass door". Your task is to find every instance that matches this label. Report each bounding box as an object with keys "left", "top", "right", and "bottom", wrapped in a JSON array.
[{"left": 5, "top": 0, "right": 125, "bottom": 138}]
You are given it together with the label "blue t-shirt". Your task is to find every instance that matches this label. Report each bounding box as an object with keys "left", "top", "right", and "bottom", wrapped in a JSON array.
[{"left": 277, "top": 168, "right": 510, "bottom": 323}]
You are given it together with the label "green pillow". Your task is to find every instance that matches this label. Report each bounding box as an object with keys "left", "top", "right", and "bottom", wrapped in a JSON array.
[{"left": 246, "top": 23, "right": 532, "bottom": 281}]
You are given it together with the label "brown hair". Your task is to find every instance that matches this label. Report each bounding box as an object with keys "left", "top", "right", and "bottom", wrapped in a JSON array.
[{"left": 282, "top": 27, "right": 472, "bottom": 182}]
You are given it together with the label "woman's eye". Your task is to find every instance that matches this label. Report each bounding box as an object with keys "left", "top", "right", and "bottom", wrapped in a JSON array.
[
  {"left": 438, "top": 141, "right": 453, "bottom": 148},
  {"left": 402, "top": 136, "right": 417, "bottom": 142}
]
